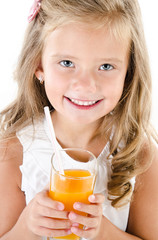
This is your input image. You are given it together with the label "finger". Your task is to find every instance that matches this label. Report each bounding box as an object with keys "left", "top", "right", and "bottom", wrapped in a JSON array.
[
  {"left": 68, "top": 211, "right": 98, "bottom": 228},
  {"left": 43, "top": 184, "right": 49, "bottom": 190},
  {"left": 37, "top": 216, "right": 72, "bottom": 229},
  {"left": 33, "top": 225, "right": 72, "bottom": 238},
  {"left": 73, "top": 202, "right": 102, "bottom": 217},
  {"left": 48, "top": 228, "right": 72, "bottom": 238},
  {"left": 38, "top": 205, "right": 69, "bottom": 219},
  {"left": 88, "top": 194, "right": 105, "bottom": 204},
  {"left": 36, "top": 190, "right": 65, "bottom": 211},
  {"left": 71, "top": 226, "right": 96, "bottom": 239}
]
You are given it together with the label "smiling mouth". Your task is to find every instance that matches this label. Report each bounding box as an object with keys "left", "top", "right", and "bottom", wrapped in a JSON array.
[{"left": 65, "top": 97, "right": 101, "bottom": 107}]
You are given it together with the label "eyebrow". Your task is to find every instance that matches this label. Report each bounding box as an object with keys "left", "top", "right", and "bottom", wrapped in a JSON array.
[
  {"left": 51, "top": 54, "right": 78, "bottom": 60},
  {"left": 98, "top": 57, "right": 123, "bottom": 64},
  {"left": 50, "top": 54, "right": 123, "bottom": 64}
]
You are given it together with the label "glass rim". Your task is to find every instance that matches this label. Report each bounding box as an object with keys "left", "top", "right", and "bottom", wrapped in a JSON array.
[{"left": 51, "top": 147, "right": 97, "bottom": 180}]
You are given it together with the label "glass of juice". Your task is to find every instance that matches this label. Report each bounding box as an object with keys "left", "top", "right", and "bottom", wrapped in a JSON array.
[{"left": 48, "top": 148, "right": 98, "bottom": 240}]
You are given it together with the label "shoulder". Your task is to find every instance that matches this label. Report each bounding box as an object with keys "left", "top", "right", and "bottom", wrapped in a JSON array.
[
  {"left": 139, "top": 141, "right": 158, "bottom": 178},
  {"left": 134, "top": 142, "right": 158, "bottom": 199},
  {"left": 136, "top": 139, "right": 158, "bottom": 183},
  {"left": 0, "top": 136, "right": 23, "bottom": 162},
  {"left": 0, "top": 137, "right": 23, "bottom": 188},
  {"left": 127, "top": 141, "right": 158, "bottom": 238},
  {"left": 16, "top": 116, "right": 48, "bottom": 150}
]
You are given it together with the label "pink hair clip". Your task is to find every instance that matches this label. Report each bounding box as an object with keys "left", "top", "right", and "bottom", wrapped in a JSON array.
[{"left": 28, "top": 0, "right": 41, "bottom": 23}]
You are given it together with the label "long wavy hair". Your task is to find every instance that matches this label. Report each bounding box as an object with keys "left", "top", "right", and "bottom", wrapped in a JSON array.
[{"left": 0, "top": 0, "right": 157, "bottom": 207}]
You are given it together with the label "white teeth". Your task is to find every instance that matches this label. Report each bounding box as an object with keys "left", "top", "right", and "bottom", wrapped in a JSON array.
[{"left": 70, "top": 98, "right": 97, "bottom": 106}]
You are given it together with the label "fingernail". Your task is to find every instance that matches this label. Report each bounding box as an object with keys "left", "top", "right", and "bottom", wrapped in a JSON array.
[
  {"left": 74, "top": 202, "right": 81, "bottom": 209},
  {"left": 89, "top": 195, "right": 95, "bottom": 201},
  {"left": 58, "top": 203, "right": 64, "bottom": 210},
  {"left": 69, "top": 212, "right": 76, "bottom": 220},
  {"left": 71, "top": 227, "right": 78, "bottom": 234}
]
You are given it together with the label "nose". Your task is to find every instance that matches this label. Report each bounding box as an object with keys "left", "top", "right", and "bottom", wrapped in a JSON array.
[{"left": 71, "top": 70, "right": 97, "bottom": 93}]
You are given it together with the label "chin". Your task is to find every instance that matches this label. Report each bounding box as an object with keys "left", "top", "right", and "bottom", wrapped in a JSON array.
[{"left": 68, "top": 115, "right": 101, "bottom": 126}]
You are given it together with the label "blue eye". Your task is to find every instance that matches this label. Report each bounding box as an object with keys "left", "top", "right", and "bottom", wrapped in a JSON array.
[
  {"left": 100, "top": 64, "right": 113, "bottom": 71},
  {"left": 59, "top": 60, "right": 74, "bottom": 68}
]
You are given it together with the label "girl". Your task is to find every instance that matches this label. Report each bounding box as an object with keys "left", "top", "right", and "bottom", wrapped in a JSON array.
[{"left": 0, "top": 0, "right": 158, "bottom": 239}]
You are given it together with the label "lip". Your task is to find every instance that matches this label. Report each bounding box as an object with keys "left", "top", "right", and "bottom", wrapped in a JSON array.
[{"left": 64, "top": 96, "right": 103, "bottom": 110}]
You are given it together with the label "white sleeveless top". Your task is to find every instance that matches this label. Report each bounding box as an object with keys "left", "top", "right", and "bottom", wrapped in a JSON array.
[{"left": 17, "top": 116, "right": 135, "bottom": 239}]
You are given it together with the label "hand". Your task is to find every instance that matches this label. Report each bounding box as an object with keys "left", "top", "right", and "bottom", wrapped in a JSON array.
[
  {"left": 23, "top": 189, "right": 72, "bottom": 238},
  {"left": 68, "top": 194, "right": 105, "bottom": 239}
]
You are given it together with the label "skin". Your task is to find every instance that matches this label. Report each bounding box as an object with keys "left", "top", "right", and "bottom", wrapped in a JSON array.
[
  {"left": 0, "top": 22, "right": 158, "bottom": 240},
  {"left": 40, "top": 23, "right": 129, "bottom": 126},
  {"left": 36, "top": 23, "right": 129, "bottom": 150}
]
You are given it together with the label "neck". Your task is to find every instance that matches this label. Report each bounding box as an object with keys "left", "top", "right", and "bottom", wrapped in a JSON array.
[{"left": 51, "top": 111, "right": 103, "bottom": 150}]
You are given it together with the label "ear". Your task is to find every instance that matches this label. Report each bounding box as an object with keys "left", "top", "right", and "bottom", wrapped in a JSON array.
[
  {"left": 35, "top": 69, "right": 44, "bottom": 80},
  {"left": 35, "top": 62, "right": 44, "bottom": 83}
]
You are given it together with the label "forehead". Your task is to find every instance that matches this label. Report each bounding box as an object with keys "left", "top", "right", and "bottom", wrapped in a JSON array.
[{"left": 43, "top": 22, "right": 131, "bottom": 60}]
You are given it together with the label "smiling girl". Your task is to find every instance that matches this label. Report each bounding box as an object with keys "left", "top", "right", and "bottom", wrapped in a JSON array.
[{"left": 0, "top": 0, "right": 158, "bottom": 240}]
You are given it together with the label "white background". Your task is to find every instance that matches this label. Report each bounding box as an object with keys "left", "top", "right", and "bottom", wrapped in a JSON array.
[{"left": 0, "top": 0, "right": 157, "bottom": 132}]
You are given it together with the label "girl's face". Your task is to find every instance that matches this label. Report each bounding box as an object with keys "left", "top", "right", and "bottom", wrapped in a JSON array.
[{"left": 37, "top": 23, "right": 130, "bottom": 126}]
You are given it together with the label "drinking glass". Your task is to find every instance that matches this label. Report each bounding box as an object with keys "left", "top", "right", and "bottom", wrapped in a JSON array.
[{"left": 48, "top": 148, "right": 98, "bottom": 240}]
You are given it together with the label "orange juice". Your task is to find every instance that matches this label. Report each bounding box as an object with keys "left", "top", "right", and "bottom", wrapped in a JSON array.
[{"left": 49, "top": 169, "right": 95, "bottom": 240}]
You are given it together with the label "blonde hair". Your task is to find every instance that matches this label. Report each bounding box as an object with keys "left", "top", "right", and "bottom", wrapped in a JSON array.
[{"left": 0, "top": 0, "right": 157, "bottom": 207}]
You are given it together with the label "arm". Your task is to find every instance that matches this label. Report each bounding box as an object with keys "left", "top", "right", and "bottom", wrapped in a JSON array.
[
  {"left": 68, "top": 195, "right": 142, "bottom": 240},
  {"left": 68, "top": 143, "right": 158, "bottom": 240},
  {"left": 0, "top": 138, "right": 39, "bottom": 240},
  {"left": 0, "top": 137, "right": 26, "bottom": 237},
  {"left": 0, "top": 137, "right": 72, "bottom": 240},
  {"left": 127, "top": 143, "right": 158, "bottom": 239}
]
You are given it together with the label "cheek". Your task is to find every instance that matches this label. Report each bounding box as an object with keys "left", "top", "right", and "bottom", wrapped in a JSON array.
[
  {"left": 44, "top": 69, "right": 62, "bottom": 91},
  {"left": 103, "top": 76, "right": 125, "bottom": 101},
  {"left": 44, "top": 80, "right": 62, "bottom": 102},
  {"left": 44, "top": 66, "right": 70, "bottom": 87},
  {"left": 44, "top": 70, "right": 69, "bottom": 105}
]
